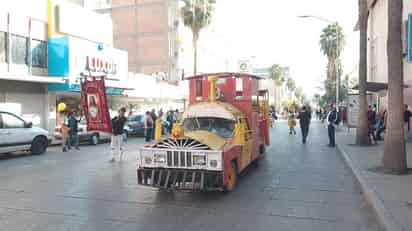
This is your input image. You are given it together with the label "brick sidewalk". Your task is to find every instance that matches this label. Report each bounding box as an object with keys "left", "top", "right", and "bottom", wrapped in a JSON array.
[{"left": 337, "top": 128, "right": 412, "bottom": 231}]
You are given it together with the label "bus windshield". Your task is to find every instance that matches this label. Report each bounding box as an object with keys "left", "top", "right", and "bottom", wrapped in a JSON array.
[{"left": 183, "top": 117, "right": 235, "bottom": 138}]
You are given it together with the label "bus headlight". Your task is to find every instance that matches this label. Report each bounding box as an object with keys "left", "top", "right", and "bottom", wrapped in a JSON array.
[
  {"left": 209, "top": 160, "right": 218, "bottom": 168},
  {"left": 154, "top": 153, "right": 166, "bottom": 164}
]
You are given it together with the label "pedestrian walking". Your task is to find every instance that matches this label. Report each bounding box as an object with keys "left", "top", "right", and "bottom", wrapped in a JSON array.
[
  {"left": 376, "top": 109, "right": 387, "bottom": 141},
  {"left": 287, "top": 112, "right": 297, "bottom": 135},
  {"left": 166, "top": 110, "right": 174, "bottom": 134},
  {"left": 57, "top": 104, "right": 70, "bottom": 152},
  {"left": 150, "top": 109, "right": 157, "bottom": 140},
  {"left": 110, "top": 107, "right": 127, "bottom": 162},
  {"left": 327, "top": 104, "right": 339, "bottom": 147},
  {"left": 144, "top": 111, "right": 154, "bottom": 142},
  {"left": 404, "top": 104, "right": 412, "bottom": 139},
  {"left": 297, "top": 106, "right": 311, "bottom": 144},
  {"left": 367, "top": 105, "right": 377, "bottom": 144},
  {"left": 68, "top": 111, "right": 80, "bottom": 150}
]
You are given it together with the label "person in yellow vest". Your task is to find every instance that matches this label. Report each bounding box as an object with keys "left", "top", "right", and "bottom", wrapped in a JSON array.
[
  {"left": 57, "top": 103, "right": 70, "bottom": 152},
  {"left": 287, "top": 111, "right": 297, "bottom": 135}
]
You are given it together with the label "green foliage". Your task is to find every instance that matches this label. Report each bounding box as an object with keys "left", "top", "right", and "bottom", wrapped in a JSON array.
[
  {"left": 286, "top": 77, "right": 296, "bottom": 92},
  {"left": 319, "top": 23, "right": 345, "bottom": 60},
  {"left": 181, "top": 0, "right": 216, "bottom": 38},
  {"left": 317, "top": 75, "right": 349, "bottom": 107},
  {"left": 269, "top": 64, "right": 289, "bottom": 86},
  {"left": 320, "top": 23, "right": 345, "bottom": 81}
]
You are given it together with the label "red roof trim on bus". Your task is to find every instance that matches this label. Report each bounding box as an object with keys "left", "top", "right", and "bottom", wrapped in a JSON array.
[{"left": 184, "top": 72, "right": 263, "bottom": 80}]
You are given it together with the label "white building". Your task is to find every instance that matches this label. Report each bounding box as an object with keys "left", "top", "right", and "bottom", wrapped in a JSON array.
[
  {"left": 367, "top": 0, "right": 412, "bottom": 107},
  {"left": 0, "top": 0, "right": 60, "bottom": 129}
]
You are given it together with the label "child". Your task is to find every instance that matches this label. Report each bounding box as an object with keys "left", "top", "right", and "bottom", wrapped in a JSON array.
[{"left": 288, "top": 112, "right": 297, "bottom": 135}]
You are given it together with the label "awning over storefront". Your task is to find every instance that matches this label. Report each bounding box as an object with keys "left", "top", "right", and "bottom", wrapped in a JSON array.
[
  {"left": 352, "top": 82, "right": 409, "bottom": 92},
  {"left": 0, "top": 75, "right": 66, "bottom": 84}
]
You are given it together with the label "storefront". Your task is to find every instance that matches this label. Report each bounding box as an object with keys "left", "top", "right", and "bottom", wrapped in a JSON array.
[
  {"left": 0, "top": 7, "right": 66, "bottom": 129},
  {"left": 46, "top": 0, "right": 129, "bottom": 132}
]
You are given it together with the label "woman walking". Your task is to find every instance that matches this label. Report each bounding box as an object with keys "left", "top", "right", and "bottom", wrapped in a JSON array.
[{"left": 288, "top": 111, "right": 297, "bottom": 135}]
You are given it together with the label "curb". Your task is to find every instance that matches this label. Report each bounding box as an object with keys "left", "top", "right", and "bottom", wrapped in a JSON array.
[{"left": 336, "top": 144, "right": 403, "bottom": 231}]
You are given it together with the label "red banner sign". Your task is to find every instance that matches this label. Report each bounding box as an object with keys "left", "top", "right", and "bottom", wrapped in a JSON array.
[{"left": 81, "top": 78, "right": 112, "bottom": 134}]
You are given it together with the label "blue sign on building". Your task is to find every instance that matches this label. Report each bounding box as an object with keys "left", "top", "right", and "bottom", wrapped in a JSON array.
[{"left": 408, "top": 14, "right": 412, "bottom": 63}]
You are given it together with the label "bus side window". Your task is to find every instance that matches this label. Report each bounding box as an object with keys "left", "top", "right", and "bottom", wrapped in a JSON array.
[
  {"left": 195, "top": 79, "right": 202, "bottom": 100},
  {"left": 235, "top": 78, "right": 243, "bottom": 97}
]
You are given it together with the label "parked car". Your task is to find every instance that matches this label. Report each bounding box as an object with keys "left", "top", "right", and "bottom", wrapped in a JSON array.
[
  {"left": 54, "top": 120, "right": 111, "bottom": 145},
  {"left": 124, "top": 114, "right": 145, "bottom": 137},
  {"left": 124, "top": 114, "right": 169, "bottom": 137},
  {"left": 0, "top": 111, "right": 51, "bottom": 155}
]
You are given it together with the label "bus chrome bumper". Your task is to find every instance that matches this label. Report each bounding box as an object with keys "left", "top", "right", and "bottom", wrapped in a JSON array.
[{"left": 137, "top": 168, "right": 224, "bottom": 191}]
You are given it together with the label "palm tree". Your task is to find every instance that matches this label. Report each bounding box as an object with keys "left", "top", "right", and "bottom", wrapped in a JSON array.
[
  {"left": 286, "top": 77, "right": 296, "bottom": 93},
  {"left": 356, "top": 0, "right": 370, "bottom": 146},
  {"left": 269, "top": 64, "right": 287, "bottom": 109},
  {"left": 383, "top": 0, "right": 407, "bottom": 174},
  {"left": 319, "top": 23, "right": 345, "bottom": 81},
  {"left": 181, "top": 0, "right": 216, "bottom": 75}
]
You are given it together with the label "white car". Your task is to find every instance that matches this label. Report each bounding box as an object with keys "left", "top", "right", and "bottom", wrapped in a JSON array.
[{"left": 0, "top": 111, "right": 51, "bottom": 155}]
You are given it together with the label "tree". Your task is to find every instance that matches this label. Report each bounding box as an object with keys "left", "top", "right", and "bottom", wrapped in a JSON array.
[
  {"left": 356, "top": 0, "right": 370, "bottom": 146},
  {"left": 286, "top": 77, "right": 296, "bottom": 93},
  {"left": 294, "top": 87, "right": 304, "bottom": 103},
  {"left": 383, "top": 0, "right": 407, "bottom": 174},
  {"left": 181, "top": 0, "right": 216, "bottom": 75},
  {"left": 269, "top": 64, "right": 288, "bottom": 109},
  {"left": 319, "top": 23, "right": 345, "bottom": 81}
]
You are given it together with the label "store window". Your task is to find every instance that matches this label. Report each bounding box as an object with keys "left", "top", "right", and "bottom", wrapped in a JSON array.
[
  {"left": 11, "top": 34, "right": 28, "bottom": 65},
  {"left": 31, "top": 39, "right": 47, "bottom": 68},
  {"left": 0, "top": 32, "right": 6, "bottom": 63}
]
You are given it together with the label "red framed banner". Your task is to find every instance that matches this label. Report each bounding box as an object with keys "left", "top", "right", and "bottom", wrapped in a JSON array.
[{"left": 81, "top": 77, "right": 112, "bottom": 133}]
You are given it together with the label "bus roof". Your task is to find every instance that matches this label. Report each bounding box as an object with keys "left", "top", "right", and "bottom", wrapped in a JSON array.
[{"left": 185, "top": 72, "right": 263, "bottom": 80}]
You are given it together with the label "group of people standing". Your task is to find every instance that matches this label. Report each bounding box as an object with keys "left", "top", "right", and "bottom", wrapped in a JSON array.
[
  {"left": 143, "top": 109, "right": 179, "bottom": 142},
  {"left": 366, "top": 104, "right": 412, "bottom": 144},
  {"left": 59, "top": 109, "right": 81, "bottom": 152}
]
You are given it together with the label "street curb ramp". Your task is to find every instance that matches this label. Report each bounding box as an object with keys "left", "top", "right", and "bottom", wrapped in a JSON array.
[{"left": 336, "top": 144, "right": 403, "bottom": 231}]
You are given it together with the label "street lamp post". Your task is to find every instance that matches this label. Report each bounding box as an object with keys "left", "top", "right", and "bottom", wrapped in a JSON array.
[{"left": 298, "top": 15, "right": 341, "bottom": 110}]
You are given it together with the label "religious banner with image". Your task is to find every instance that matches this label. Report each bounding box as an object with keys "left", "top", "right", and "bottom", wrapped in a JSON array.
[{"left": 81, "top": 77, "right": 112, "bottom": 133}]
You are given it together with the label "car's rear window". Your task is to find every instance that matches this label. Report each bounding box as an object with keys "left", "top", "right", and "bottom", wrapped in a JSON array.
[{"left": 128, "top": 115, "right": 143, "bottom": 122}]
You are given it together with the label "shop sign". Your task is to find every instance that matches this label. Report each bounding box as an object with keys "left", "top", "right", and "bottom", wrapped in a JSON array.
[{"left": 86, "top": 56, "right": 117, "bottom": 75}]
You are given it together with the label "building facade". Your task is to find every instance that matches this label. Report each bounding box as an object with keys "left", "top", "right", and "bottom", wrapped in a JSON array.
[
  {"left": 0, "top": 0, "right": 129, "bottom": 132},
  {"left": 0, "top": 0, "right": 62, "bottom": 129},
  {"left": 46, "top": 0, "right": 130, "bottom": 131},
  {"left": 84, "top": 0, "right": 180, "bottom": 82},
  {"left": 367, "top": 0, "right": 412, "bottom": 107}
]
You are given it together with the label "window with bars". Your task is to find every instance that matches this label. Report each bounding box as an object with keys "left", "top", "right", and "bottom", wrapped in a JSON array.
[
  {"left": 0, "top": 32, "right": 6, "bottom": 63},
  {"left": 11, "top": 34, "right": 28, "bottom": 65}
]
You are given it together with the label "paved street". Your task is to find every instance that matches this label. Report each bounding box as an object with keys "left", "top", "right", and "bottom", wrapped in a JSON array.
[{"left": 0, "top": 121, "right": 383, "bottom": 231}]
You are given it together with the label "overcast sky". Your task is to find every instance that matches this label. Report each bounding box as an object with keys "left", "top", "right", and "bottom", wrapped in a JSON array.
[{"left": 181, "top": 0, "right": 360, "bottom": 97}]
